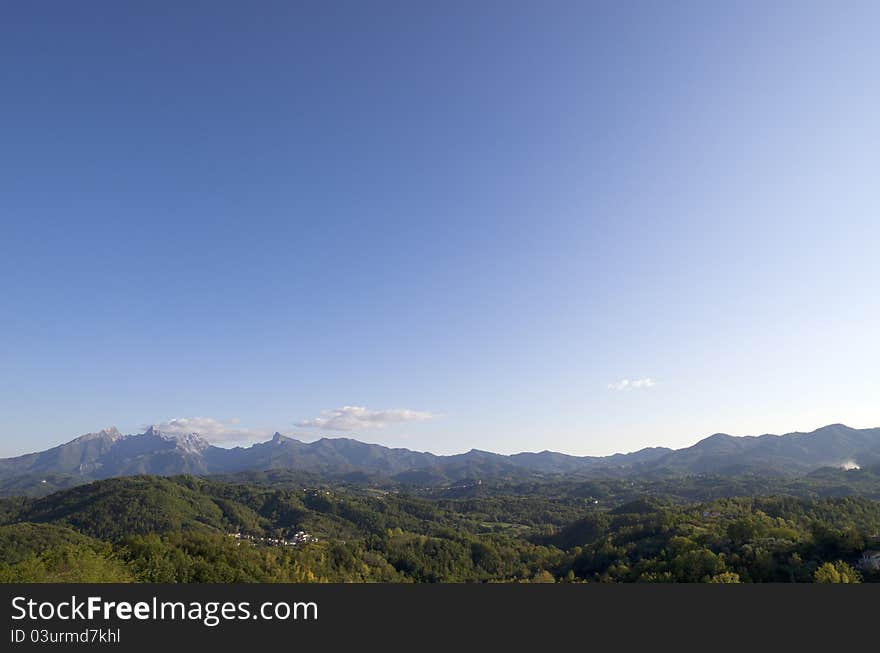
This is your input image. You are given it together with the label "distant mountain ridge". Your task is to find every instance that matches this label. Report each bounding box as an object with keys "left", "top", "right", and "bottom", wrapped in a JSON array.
[
  {"left": 2, "top": 423, "right": 879, "bottom": 495},
  {"left": 647, "top": 423, "right": 880, "bottom": 475}
]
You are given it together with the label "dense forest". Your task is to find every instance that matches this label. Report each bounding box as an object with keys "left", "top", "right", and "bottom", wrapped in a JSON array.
[{"left": 2, "top": 472, "right": 880, "bottom": 583}]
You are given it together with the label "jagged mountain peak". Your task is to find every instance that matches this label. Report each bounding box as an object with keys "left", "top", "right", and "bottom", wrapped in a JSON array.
[
  {"left": 73, "top": 427, "right": 123, "bottom": 443},
  {"left": 270, "top": 432, "right": 302, "bottom": 445},
  {"left": 141, "top": 426, "right": 210, "bottom": 453}
]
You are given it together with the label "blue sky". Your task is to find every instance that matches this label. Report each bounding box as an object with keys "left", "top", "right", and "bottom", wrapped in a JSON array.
[{"left": 2, "top": 1, "right": 878, "bottom": 457}]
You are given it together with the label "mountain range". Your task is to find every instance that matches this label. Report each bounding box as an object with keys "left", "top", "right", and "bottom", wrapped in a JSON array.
[{"left": 2, "top": 423, "right": 880, "bottom": 496}]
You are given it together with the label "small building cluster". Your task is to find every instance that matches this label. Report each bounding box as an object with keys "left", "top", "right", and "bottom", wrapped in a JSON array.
[{"left": 227, "top": 530, "right": 316, "bottom": 547}]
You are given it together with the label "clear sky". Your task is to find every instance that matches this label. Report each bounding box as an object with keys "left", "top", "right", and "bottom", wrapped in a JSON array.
[{"left": 2, "top": 1, "right": 878, "bottom": 458}]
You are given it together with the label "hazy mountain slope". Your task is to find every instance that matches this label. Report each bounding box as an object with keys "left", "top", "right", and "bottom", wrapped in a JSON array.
[
  {"left": 2, "top": 423, "right": 880, "bottom": 495},
  {"left": 0, "top": 426, "right": 210, "bottom": 482},
  {"left": 204, "top": 434, "right": 441, "bottom": 475},
  {"left": 0, "top": 428, "right": 124, "bottom": 477},
  {"left": 649, "top": 424, "right": 880, "bottom": 475}
]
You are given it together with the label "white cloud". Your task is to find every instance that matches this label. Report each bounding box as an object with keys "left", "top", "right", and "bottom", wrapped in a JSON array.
[
  {"left": 150, "top": 417, "right": 271, "bottom": 443},
  {"left": 608, "top": 378, "right": 656, "bottom": 391},
  {"left": 295, "top": 406, "right": 434, "bottom": 432}
]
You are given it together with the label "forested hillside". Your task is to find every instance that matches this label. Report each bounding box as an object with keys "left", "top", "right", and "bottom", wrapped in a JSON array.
[{"left": 1, "top": 474, "right": 878, "bottom": 583}]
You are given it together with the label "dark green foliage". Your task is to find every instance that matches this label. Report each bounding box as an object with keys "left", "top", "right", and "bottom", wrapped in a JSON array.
[
  {"left": 0, "top": 525, "right": 133, "bottom": 583},
  {"left": 562, "top": 496, "right": 880, "bottom": 582},
  {"left": 3, "top": 475, "right": 880, "bottom": 583},
  {"left": 0, "top": 523, "right": 105, "bottom": 564},
  {"left": 0, "top": 545, "right": 134, "bottom": 583},
  {"left": 4, "top": 476, "right": 229, "bottom": 540}
]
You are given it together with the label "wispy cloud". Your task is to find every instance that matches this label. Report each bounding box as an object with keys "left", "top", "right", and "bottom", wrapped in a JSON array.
[
  {"left": 150, "top": 417, "right": 271, "bottom": 443},
  {"left": 608, "top": 378, "right": 656, "bottom": 391},
  {"left": 295, "top": 406, "right": 434, "bottom": 432}
]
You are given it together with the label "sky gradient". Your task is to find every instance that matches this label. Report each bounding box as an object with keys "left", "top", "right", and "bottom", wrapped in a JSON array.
[{"left": 2, "top": 1, "right": 879, "bottom": 457}]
